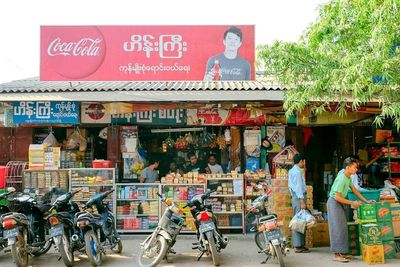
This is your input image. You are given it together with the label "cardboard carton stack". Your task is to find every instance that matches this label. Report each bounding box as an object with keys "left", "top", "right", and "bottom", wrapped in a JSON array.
[{"left": 269, "top": 179, "right": 292, "bottom": 239}]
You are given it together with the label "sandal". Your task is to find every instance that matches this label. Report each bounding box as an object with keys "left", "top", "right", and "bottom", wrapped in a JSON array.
[
  {"left": 294, "top": 247, "right": 310, "bottom": 253},
  {"left": 333, "top": 254, "right": 349, "bottom": 263}
]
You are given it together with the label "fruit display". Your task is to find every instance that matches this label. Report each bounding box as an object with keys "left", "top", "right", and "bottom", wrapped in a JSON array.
[{"left": 130, "top": 162, "right": 144, "bottom": 176}]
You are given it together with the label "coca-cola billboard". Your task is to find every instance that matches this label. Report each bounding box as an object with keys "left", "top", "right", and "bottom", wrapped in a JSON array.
[{"left": 40, "top": 25, "right": 255, "bottom": 81}]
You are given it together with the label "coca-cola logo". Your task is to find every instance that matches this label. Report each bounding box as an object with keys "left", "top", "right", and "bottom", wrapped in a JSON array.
[
  {"left": 47, "top": 37, "right": 102, "bottom": 57},
  {"left": 41, "top": 26, "right": 106, "bottom": 79}
]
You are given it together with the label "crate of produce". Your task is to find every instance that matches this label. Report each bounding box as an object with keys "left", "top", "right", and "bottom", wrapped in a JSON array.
[
  {"left": 357, "top": 203, "right": 377, "bottom": 223},
  {"left": 348, "top": 190, "right": 381, "bottom": 202},
  {"left": 362, "top": 244, "right": 385, "bottom": 264},
  {"left": 360, "top": 223, "right": 383, "bottom": 245},
  {"left": 375, "top": 202, "right": 392, "bottom": 222}
]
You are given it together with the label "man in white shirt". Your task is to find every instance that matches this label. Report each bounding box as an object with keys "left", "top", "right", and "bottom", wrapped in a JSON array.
[{"left": 206, "top": 154, "right": 224, "bottom": 174}]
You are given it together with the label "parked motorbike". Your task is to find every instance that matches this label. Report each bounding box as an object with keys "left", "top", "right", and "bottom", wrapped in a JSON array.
[
  {"left": 246, "top": 192, "right": 289, "bottom": 267},
  {"left": 0, "top": 187, "right": 16, "bottom": 253},
  {"left": 138, "top": 192, "right": 186, "bottom": 267},
  {"left": 185, "top": 190, "right": 228, "bottom": 266},
  {"left": 47, "top": 189, "right": 83, "bottom": 267},
  {"left": 75, "top": 189, "right": 122, "bottom": 267},
  {"left": 1, "top": 193, "right": 54, "bottom": 267}
]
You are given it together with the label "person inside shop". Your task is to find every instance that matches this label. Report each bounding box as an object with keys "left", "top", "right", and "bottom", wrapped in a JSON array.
[
  {"left": 288, "top": 153, "right": 310, "bottom": 253},
  {"left": 185, "top": 153, "right": 206, "bottom": 173},
  {"left": 328, "top": 157, "right": 375, "bottom": 263},
  {"left": 206, "top": 154, "right": 224, "bottom": 174},
  {"left": 139, "top": 158, "right": 160, "bottom": 183},
  {"left": 337, "top": 154, "right": 383, "bottom": 191},
  {"left": 168, "top": 161, "right": 183, "bottom": 175}
]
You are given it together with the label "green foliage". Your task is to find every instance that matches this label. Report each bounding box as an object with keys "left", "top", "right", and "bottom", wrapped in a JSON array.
[{"left": 258, "top": 0, "right": 400, "bottom": 128}]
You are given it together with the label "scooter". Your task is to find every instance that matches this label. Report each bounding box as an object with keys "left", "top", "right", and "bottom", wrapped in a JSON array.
[
  {"left": 1, "top": 193, "right": 53, "bottom": 267},
  {"left": 0, "top": 187, "right": 16, "bottom": 254},
  {"left": 75, "top": 189, "right": 122, "bottom": 267},
  {"left": 47, "top": 189, "right": 83, "bottom": 267},
  {"left": 185, "top": 190, "right": 228, "bottom": 266},
  {"left": 245, "top": 191, "right": 289, "bottom": 267},
  {"left": 138, "top": 192, "right": 185, "bottom": 267}
]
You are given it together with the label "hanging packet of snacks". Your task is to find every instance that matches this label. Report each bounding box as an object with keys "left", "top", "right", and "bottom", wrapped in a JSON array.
[{"left": 43, "top": 132, "right": 58, "bottom": 147}]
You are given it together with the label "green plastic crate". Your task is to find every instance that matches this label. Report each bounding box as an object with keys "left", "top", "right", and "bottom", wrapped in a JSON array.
[
  {"left": 357, "top": 203, "right": 378, "bottom": 223},
  {"left": 348, "top": 190, "right": 381, "bottom": 202},
  {"left": 375, "top": 202, "right": 393, "bottom": 222},
  {"left": 360, "top": 223, "right": 383, "bottom": 245}
]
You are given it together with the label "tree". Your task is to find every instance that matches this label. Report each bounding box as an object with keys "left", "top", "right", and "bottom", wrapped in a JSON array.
[{"left": 258, "top": 0, "right": 400, "bottom": 127}]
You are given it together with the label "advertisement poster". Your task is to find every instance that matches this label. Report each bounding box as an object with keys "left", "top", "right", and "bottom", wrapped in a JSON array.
[
  {"left": 187, "top": 108, "right": 285, "bottom": 126},
  {"left": 81, "top": 102, "right": 111, "bottom": 124},
  {"left": 41, "top": 25, "right": 255, "bottom": 81},
  {"left": 112, "top": 109, "right": 185, "bottom": 126},
  {"left": 13, "top": 101, "right": 79, "bottom": 124},
  {"left": 266, "top": 126, "right": 286, "bottom": 152}
]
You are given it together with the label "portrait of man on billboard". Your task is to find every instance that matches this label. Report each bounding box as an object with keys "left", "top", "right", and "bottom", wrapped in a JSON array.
[{"left": 203, "top": 26, "right": 251, "bottom": 81}]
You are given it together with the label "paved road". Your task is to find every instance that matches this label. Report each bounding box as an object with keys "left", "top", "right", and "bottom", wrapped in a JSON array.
[{"left": 0, "top": 235, "right": 399, "bottom": 267}]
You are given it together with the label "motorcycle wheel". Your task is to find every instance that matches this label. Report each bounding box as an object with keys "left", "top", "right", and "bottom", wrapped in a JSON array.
[
  {"left": 11, "top": 231, "right": 29, "bottom": 267},
  {"left": 273, "top": 244, "right": 285, "bottom": 267},
  {"left": 138, "top": 235, "right": 168, "bottom": 267},
  {"left": 59, "top": 233, "right": 74, "bottom": 267},
  {"left": 255, "top": 232, "right": 268, "bottom": 251},
  {"left": 85, "top": 230, "right": 103, "bottom": 267},
  {"left": 206, "top": 232, "right": 220, "bottom": 266},
  {"left": 112, "top": 239, "right": 123, "bottom": 254}
]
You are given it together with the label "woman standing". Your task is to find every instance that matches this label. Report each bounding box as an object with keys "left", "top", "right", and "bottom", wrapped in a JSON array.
[{"left": 328, "top": 157, "right": 375, "bottom": 262}]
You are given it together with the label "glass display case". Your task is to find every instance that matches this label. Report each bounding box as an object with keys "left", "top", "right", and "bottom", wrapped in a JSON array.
[
  {"left": 205, "top": 177, "right": 244, "bottom": 233},
  {"left": 115, "top": 183, "right": 160, "bottom": 233},
  {"left": 22, "top": 169, "right": 69, "bottom": 196},
  {"left": 69, "top": 168, "right": 115, "bottom": 211}
]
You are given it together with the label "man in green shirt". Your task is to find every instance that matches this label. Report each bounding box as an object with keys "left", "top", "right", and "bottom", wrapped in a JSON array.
[{"left": 327, "top": 157, "right": 375, "bottom": 262}]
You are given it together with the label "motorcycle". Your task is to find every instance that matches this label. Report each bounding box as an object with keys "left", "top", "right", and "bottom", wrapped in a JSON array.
[
  {"left": 75, "top": 189, "right": 122, "bottom": 267},
  {"left": 47, "top": 189, "right": 83, "bottom": 267},
  {"left": 186, "top": 190, "right": 228, "bottom": 266},
  {"left": 1, "top": 193, "right": 54, "bottom": 267},
  {"left": 0, "top": 187, "right": 16, "bottom": 253},
  {"left": 138, "top": 192, "right": 186, "bottom": 267},
  {"left": 245, "top": 192, "right": 289, "bottom": 267}
]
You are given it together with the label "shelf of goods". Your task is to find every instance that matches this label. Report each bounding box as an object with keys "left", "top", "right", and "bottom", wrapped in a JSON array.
[
  {"left": 244, "top": 171, "right": 271, "bottom": 232},
  {"left": 22, "top": 169, "right": 69, "bottom": 196},
  {"left": 160, "top": 183, "right": 206, "bottom": 233},
  {"left": 205, "top": 173, "right": 244, "bottom": 233},
  {"left": 367, "top": 142, "right": 400, "bottom": 185},
  {"left": 69, "top": 168, "right": 115, "bottom": 211},
  {"left": 61, "top": 149, "right": 93, "bottom": 169},
  {"left": 115, "top": 183, "right": 160, "bottom": 233}
]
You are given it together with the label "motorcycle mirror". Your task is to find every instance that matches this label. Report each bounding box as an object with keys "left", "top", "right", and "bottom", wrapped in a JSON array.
[{"left": 7, "top": 187, "right": 16, "bottom": 193}]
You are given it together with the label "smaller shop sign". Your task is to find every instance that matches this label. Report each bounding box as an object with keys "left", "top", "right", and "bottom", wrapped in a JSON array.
[
  {"left": 81, "top": 102, "right": 111, "bottom": 124},
  {"left": 112, "top": 109, "right": 185, "bottom": 125},
  {"left": 13, "top": 101, "right": 79, "bottom": 124}
]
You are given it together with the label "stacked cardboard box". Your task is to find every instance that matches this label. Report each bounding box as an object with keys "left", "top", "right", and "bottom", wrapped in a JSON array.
[
  {"left": 312, "top": 221, "right": 330, "bottom": 247},
  {"left": 306, "top": 186, "right": 313, "bottom": 211},
  {"left": 376, "top": 202, "right": 396, "bottom": 260},
  {"left": 347, "top": 222, "right": 360, "bottom": 256},
  {"left": 357, "top": 203, "right": 385, "bottom": 264},
  {"left": 269, "top": 179, "right": 292, "bottom": 238}
]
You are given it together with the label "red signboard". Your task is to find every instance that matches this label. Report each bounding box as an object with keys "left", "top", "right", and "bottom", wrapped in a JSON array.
[{"left": 40, "top": 25, "right": 255, "bottom": 81}]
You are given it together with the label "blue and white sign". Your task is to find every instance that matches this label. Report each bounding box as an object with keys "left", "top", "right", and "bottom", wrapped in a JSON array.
[{"left": 13, "top": 101, "right": 79, "bottom": 124}]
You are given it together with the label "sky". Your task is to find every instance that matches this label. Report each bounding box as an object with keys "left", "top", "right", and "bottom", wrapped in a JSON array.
[{"left": 0, "top": 0, "right": 328, "bottom": 84}]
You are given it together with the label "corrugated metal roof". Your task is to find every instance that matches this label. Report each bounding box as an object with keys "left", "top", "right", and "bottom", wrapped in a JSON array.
[{"left": 0, "top": 73, "right": 283, "bottom": 94}]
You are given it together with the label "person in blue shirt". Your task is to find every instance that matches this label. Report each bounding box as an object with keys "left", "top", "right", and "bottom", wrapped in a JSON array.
[{"left": 288, "top": 153, "right": 309, "bottom": 253}]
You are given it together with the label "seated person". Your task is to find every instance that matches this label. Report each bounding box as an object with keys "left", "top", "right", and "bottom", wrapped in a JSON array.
[{"left": 206, "top": 154, "right": 224, "bottom": 174}]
